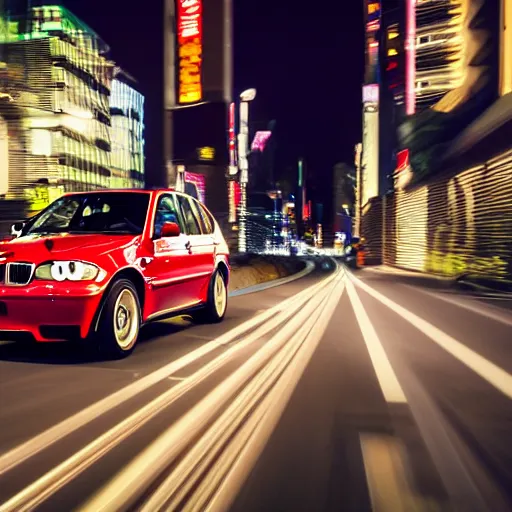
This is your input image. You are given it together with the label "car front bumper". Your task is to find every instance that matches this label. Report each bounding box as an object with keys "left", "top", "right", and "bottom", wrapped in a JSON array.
[{"left": 0, "top": 282, "right": 104, "bottom": 342}]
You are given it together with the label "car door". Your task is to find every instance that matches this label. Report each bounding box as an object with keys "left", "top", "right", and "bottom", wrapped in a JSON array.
[
  {"left": 146, "top": 193, "right": 197, "bottom": 318},
  {"left": 176, "top": 194, "right": 215, "bottom": 300}
]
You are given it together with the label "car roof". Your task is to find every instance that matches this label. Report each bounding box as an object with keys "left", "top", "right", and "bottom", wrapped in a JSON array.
[{"left": 63, "top": 188, "right": 175, "bottom": 197}]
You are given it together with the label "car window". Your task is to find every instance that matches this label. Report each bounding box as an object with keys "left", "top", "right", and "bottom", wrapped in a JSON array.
[
  {"left": 26, "top": 193, "right": 150, "bottom": 235},
  {"left": 192, "top": 199, "right": 214, "bottom": 234},
  {"left": 154, "top": 194, "right": 185, "bottom": 238},
  {"left": 29, "top": 198, "right": 80, "bottom": 232},
  {"left": 177, "top": 195, "right": 201, "bottom": 235}
]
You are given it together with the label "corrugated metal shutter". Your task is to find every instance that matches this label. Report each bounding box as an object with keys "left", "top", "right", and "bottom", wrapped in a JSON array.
[{"left": 371, "top": 149, "right": 512, "bottom": 283}]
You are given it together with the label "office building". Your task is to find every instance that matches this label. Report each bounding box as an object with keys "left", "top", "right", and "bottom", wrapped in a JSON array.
[
  {"left": 0, "top": 5, "right": 114, "bottom": 211},
  {"left": 110, "top": 67, "right": 145, "bottom": 189}
]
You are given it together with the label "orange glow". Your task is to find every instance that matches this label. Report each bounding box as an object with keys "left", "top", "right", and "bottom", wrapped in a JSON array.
[
  {"left": 177, "top": 0, "right": 203, "bottom": 105},
  {"left": 368, "top": 2, "right": 380, "bottom": 15}
]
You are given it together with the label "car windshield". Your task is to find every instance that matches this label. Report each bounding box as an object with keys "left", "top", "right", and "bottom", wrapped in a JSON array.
[{"left": 24, "top": 192, "right": 151, "bottom": 236}]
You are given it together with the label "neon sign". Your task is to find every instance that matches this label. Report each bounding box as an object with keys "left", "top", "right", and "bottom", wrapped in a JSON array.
[
  {"left": 177, "top": 0, "right": 203, "bottom": 105},
  {"left": 405, "top": 0, "right": 416, "bottom": 115},
  {"left": 184, "top": 171, "right": 206, "bottom": 203},
  {"left": 197, "top": 146, "right": 215, "bottom": 161}
]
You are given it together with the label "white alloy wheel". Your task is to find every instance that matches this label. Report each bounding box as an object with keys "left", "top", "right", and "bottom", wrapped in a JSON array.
[
  {"left": 214, "top": 272, "right": 227, "bottom": 318},
  {"left": 113, "top": 288, "right": 139, "bottom": 350}
]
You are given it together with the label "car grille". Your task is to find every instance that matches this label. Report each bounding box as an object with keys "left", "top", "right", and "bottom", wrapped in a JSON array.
[
  {"left": 4, "top": 263, "right": 35, "bottom": 286},
  {"left": 0, "top": 264, "right": 5, "bottom": 283}
]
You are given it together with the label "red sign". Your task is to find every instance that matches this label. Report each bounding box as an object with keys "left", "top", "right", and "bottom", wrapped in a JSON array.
[
  {"left": 177, "top": 0, "right": 203, "bottom": 104},
  {"left": 177, "top": 0, "right": 202, "bottom": 42},
  {"left": 228, "top": 102, "right": 236, "bottom": 166}
]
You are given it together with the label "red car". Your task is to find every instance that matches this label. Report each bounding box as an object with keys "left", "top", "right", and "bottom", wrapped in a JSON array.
[{"left": 0, "top": 189, "right": 230, "bottom": 358}]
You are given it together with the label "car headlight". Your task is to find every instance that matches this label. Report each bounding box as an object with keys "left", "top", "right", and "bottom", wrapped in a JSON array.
[{"left": 35, "top": 261, "right": 101, "bottom": 282}]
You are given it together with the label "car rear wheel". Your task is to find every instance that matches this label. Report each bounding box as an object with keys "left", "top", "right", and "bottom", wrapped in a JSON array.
[
  {"left": 94, "top": 279, "right": 141, "bottom": 359},
  {"left": 195, "top": 269, "right": 227, "bottom": 323}
]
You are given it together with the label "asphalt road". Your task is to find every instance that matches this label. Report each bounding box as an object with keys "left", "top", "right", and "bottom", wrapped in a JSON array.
[{"left": 0, "top": 259, "right": 511, "bottom": 511}]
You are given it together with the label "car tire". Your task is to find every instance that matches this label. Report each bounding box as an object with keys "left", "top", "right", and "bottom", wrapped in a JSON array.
[
  {"left": 93, "top": 278, "right": 141, "bottom": 359},
  {"left": 195, "top": 269, "right": 228, "bottom": 324}
]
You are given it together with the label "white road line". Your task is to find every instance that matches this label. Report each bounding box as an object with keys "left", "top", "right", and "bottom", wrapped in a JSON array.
[
  {"left": 360, "top": 434, "right": 438, "bottom": 512},
  {"left": 345, "top": 277, "right": 407, "bottom": 404},
  {"left": 195, "top": 276, "right": 346, "bottom": 512},
  {"left": 78, "top": 272, "right": 343, "bottom": 512},
  {"left": 143, "top": 286, "right": 339, "bottom": 511},
  {"left": 0, "top": 269, "right": 333, "bottom": 477},
  {"left": 350, "top": 273, "right": 512, "bottom": 400},
  {"left": 403, "top": 284, "right": 512, "bottom": 328}
]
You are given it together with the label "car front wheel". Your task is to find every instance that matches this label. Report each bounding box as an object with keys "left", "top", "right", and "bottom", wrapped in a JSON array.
[{"left": 94, "top": 278, "right": 141, "bottom": 359}]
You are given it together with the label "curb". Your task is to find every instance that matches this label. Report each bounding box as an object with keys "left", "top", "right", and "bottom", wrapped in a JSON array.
[
  {"left": 229, "top": 260, "right": 315, "bottom": 298},
  {"left": 365, "top": 265, "right": 512, "bottom": 297},
  {"left": 455, "top": 278, "right": 512, "bottom": 297}
]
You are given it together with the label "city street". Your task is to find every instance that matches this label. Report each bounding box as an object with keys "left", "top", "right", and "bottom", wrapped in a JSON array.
[{"left": 0, "top": 259, "right": 511, "bottom": 511}]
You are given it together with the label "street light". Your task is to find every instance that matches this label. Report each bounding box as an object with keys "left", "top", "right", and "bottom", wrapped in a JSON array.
[{"left": 238, "top": 88, "right": 257, "bottom": 253}]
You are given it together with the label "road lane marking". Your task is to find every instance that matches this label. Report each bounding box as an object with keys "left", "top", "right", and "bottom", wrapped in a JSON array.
[
  {"left": 79, "top": 271, "right": 345, "bottom": 512},
  {"left": 403, "top": 284, "right": 512, "bottom": 328},
  {"left": 345, "top": 276, "right": 407, "bottom": 403},
  {"left": 350, "top": 272, "right": 512, "bottom": 400},
  {"left": 0, "top": 270, "right": 343, "bottom": 511},
  {"left": 360, "top": 434, "right": 440, "bottom": 512},
  {"left": 189, "top": 275, "right": 346, "bottom": 512},
  {"left": 0, "top": 269, "right": 335, "bottom": 478}
]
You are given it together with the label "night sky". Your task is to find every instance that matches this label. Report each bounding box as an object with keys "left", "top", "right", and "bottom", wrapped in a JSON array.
[{"left": 61, "top": 0, "right": 364, "bottom": 207}]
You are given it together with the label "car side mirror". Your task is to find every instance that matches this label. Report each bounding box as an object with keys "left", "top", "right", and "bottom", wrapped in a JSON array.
[
  {"left": 11, "top": 222, "right": 24, "bottom": 238},
  {"left": 160, "top": 221, "right": 181, "bottom": 238}
]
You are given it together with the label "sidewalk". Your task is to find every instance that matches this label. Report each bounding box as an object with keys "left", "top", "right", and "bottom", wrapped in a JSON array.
[{"left": 362, "top": 265, "right": 512, "bottom": 297}]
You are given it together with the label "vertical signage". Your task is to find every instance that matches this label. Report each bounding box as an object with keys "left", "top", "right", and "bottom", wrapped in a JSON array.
[
  {"left": 365, "top": 0, "right": 381, "bottom": 84},
  {"left": 228, "top": 101, "right": 237, "bottom": 175},
  {"left": 405, "top": 0, "right": 416, "bottom": 115},
  {"left": 176, "top": 0, "right": 203, "bottom": 105}
]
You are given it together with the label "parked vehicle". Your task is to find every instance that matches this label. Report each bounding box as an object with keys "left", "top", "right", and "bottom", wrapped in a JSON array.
[{"left": 0, "top": 189, "right": 230, "bottom": 358}]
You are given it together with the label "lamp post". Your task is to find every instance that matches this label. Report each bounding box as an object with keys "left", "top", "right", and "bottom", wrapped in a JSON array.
[{"left": 237, "top": 88, "right": 256, "bottom": 253}]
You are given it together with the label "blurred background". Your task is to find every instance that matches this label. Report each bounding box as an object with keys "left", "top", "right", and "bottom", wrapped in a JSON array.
[{"left": 0, "top": 0, "right": 511, "bottom": 287}]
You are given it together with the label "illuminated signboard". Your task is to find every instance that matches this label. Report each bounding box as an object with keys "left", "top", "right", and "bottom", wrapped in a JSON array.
[
  {"left": 363, "top": 84, "right": 379, "bottom": 104},
  {"left": 405, "top": 0, "right": 416, "bottom": 115},
  {"left": 184, "top": 171, "right": 206, "bottom": 203},
  {"left": 394, "top": 149, "right": 413, "bottom": 190},
  {"left": 176, "top": 0, "right": 203, "bottom": 105},
  {"left": 197, "top": 146, "right": 215, "bottom": 161},
  {"left": 366, "top": 1, "right": 380, "bottom": 31},
  {"left": 251, "top": 131, "right": 272, "bottom": 152},
  {"left": 228, "top": 102, "right": 236, "bottom": 172}
]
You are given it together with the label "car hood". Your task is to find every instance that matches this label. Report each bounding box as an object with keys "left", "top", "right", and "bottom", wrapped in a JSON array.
[{"left": 0, "top": 233, "right": 139, "bottom": 263}]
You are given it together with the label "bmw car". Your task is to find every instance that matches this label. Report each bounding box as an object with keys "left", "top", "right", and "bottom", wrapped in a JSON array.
[{"left": 0, "top": 189, "right": 230, "bottom": 358}]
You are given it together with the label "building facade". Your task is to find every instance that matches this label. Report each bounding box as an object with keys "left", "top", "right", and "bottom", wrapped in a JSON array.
[
  {"left": 110, "top": 68, "right": 145, "bottom": 189},
  {"left": 0, "top": 5, "right": 145, "bottom": 214}
]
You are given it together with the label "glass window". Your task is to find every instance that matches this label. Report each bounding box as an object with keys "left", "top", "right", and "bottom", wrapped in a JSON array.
[
  {"left": 177, "top": 195, "right": 201, "bottom": 235},
  {"left": 192, "top": 199, "right": 213, "bottom": 234},
  {"left": 154, "top": 194, "right": 185, "bottom": 238},
  {"left": 32, "top": 129, "right": 52, "bottom": 156},
  {"left": 25, "top": 192, "right": 150, "bottom": 235}
]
